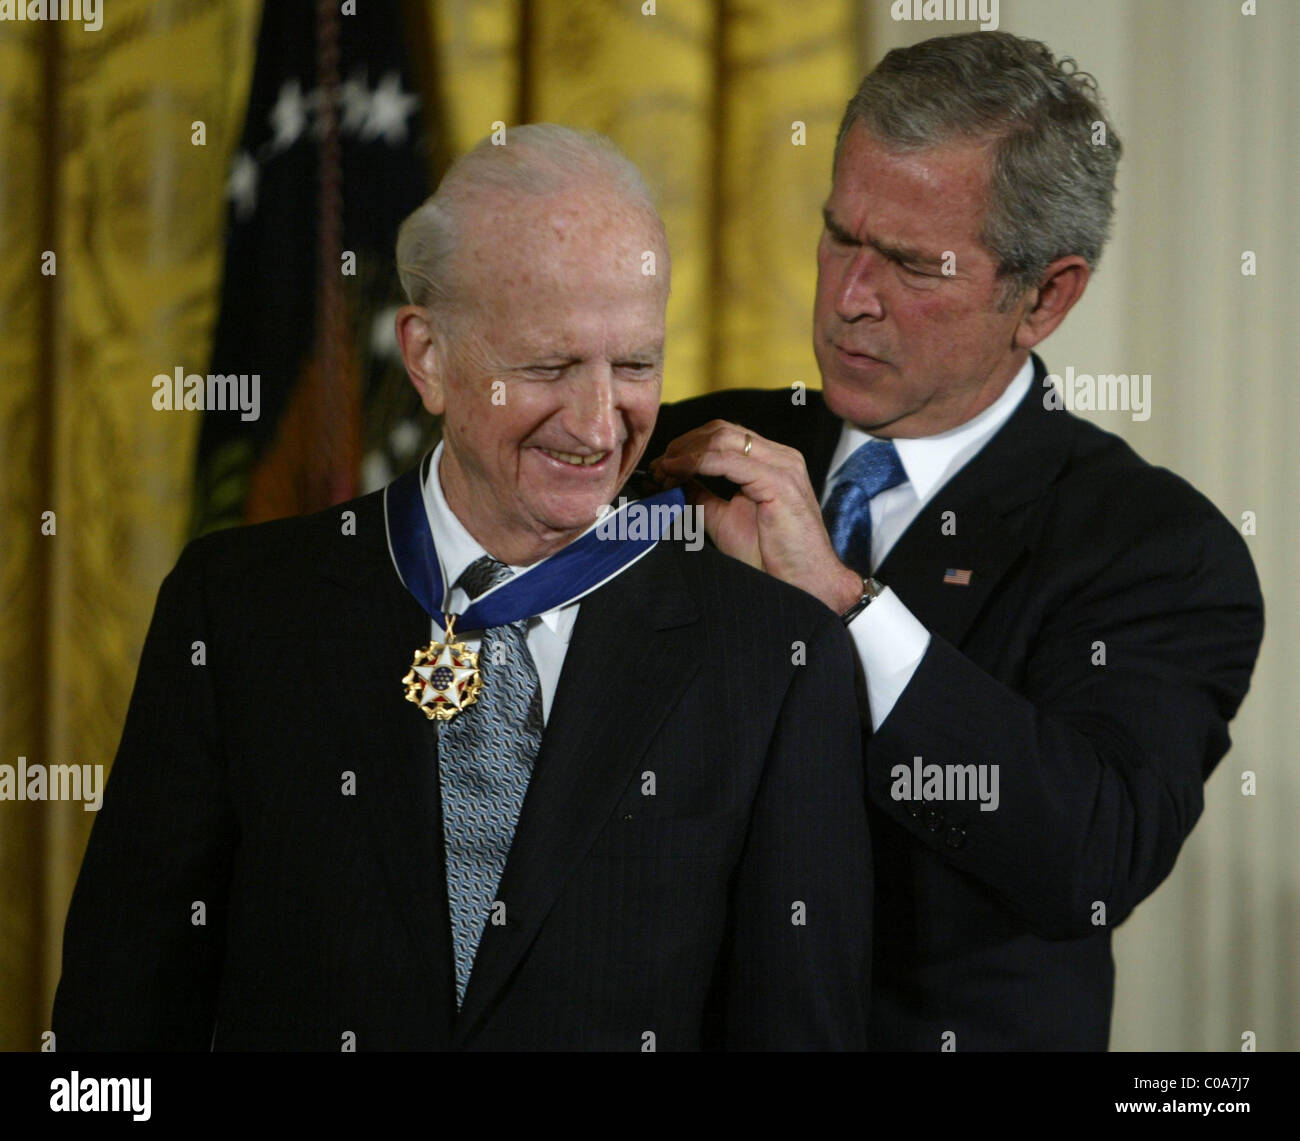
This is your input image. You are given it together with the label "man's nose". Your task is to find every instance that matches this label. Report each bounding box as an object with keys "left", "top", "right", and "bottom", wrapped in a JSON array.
[
  {"left": 566, "top": 365, "right": 621, "bottom": 450},
  {"left": 834, "top": 246, "right": 886, "bottom": 322}
]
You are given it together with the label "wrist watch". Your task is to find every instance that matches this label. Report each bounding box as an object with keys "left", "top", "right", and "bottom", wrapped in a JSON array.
[{"left": 840, "top": 576, "right": 885, "bottom": 625}]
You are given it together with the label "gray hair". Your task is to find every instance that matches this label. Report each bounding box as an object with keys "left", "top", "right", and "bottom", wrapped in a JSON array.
[
  {"left": 835, "top": 31, "right": 1122, "bottom": 307},
  {"left": 396, "top": 123, "right": 662, "bottom": 315}
]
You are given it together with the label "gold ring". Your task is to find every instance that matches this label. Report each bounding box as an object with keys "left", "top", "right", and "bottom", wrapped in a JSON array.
[{"left": 742, "top": 433, "right": 753, "bottom": 456}]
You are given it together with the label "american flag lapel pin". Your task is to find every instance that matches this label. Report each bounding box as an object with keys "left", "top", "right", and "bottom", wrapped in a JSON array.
[{"left": 943, "top": 568, "right": 972, "bottom": 586}]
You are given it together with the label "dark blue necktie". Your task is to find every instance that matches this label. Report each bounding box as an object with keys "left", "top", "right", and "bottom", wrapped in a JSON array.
[
  {"left": 438, "top": 555, "right": 544, "bottom": 1008},
  {"left": 822, "top": 438, "right": 908, "bottom": 575}
]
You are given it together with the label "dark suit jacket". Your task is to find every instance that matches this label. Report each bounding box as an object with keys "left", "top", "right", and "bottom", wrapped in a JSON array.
[
  {"left": 53, "top": 481, "right": 872, "bottom": 1051},
  {"left": 647, "top": 353, "right": 1264, "bottom": 1050}
]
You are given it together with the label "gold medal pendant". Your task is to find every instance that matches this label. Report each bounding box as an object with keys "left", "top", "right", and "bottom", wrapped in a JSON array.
[{"left": 402, "top": 614, "right": 483, "bottom": 721}]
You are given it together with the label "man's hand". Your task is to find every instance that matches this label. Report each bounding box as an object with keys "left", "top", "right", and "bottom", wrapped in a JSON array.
[{"left": 650, "top": 420, "right": 863, "bottom": 614}]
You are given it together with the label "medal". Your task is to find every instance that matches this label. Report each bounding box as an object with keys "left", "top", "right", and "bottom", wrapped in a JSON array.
[
  {"left": 402, "top": 613, "right": 484, "bottom": 721},
  {"left": 386, "top": 451, "right": 686, "bottom": 722}
]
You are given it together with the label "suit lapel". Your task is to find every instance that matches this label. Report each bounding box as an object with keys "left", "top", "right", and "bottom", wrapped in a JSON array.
[
  {"left": 313, "top": 494, "right": 455, "bottom": 1005},
  {"left": 875, "top": 498, "right": 1027, "bottom": 649},
  {"left": 875, "top": 354, "right": 1076, "bottom": 647},
  {"left": 452, "top": 540, "right": 701, "bottom": 1044}
]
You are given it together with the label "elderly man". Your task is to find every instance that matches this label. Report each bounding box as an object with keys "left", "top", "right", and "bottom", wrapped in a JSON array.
[
  {"left": 53, "top": 126, "right": 871, "bottom": 1051},
  {"left": 650, "top": 32, "right": 1263, "bottom": 1050}
]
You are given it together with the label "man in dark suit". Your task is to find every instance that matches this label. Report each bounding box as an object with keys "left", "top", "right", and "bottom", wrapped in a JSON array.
[
  {"left": 52, "top": 126, "right": 871, "bottom": 1051},
  {"left": 649, "top": 32, "right": 1264, "bottom": 1050}
]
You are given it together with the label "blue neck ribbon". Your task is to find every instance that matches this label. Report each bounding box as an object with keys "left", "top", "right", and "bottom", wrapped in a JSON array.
[{"left": 384, "top": 451, "right": 687, "bottom": 630}]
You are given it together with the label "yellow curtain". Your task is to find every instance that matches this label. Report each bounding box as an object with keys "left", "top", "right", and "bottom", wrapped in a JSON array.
[
  {"left": 0, "top": 1, "right": 262, "bottom": 1051},
  {"left": 0, "top": 0, "right": 857, "bottom": 1050}
]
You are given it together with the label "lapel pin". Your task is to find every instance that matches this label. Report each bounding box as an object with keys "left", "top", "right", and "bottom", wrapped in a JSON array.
[{"left": 943, "top": 568, "right": 973, "bottom": 586}]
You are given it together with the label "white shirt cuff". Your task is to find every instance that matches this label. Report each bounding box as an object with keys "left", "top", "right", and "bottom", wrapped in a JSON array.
[{"left": 845, "top": 586, "right": 930, "bottom": 732}]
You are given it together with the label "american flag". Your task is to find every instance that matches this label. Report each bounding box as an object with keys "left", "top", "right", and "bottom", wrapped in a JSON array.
[{"left": 943, "top": 568, "right": 973, "bottom": 586}]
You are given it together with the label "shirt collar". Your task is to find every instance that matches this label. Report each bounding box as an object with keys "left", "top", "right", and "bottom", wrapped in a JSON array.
[
  {"left": 826, "top": 356, "right": 1034, "bottom": 502},
  {"left": 420, "top": 441, "right": 575, "bottom": 634}
]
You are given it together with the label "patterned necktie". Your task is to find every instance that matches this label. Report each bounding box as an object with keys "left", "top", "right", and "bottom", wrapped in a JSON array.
[
  {"left": 437, "top": 555, "right": 544, "bottom": 1008},
  {"left": 822, "top": 438, "right": 908, "bottom": 575}
]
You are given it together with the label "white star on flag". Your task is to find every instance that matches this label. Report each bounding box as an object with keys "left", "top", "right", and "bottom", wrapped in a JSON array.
[
  {"left": 268, "top": 79, "right": 307, "bottom": 153},
  {"left": 370, "top": 305, "right": 402, "bottom": 359},
  {"left": 339, "top": 71, "right": 372, "bottom": 134},
  {"left": 361, "top": 72, "right": 418, "bottom": 145},
  {"left": 226, "top": 150, "right": 259, "bottom": 220}
]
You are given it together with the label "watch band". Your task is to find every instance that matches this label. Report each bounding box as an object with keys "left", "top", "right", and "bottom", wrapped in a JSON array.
[{"left": 840, "top": 576, "right": 885, "bottom": 625}]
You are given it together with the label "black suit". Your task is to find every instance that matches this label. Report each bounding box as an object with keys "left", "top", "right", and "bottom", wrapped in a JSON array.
[
  {"left": 647, "top": 353, "right": 1264, "bottom": 1050},
  {"left": 53, "top": 481, "right": 872, "bottom": 1050}
]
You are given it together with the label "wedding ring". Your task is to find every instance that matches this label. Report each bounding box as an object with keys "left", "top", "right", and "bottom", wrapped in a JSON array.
[{"left": 742, "top": 433, "right": 753, "bottom": 456}]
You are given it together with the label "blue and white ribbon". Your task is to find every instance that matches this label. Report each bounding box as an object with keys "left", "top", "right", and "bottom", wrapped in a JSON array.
[{"left": 384, "top": 450, "right": 686, "bottom": 629}]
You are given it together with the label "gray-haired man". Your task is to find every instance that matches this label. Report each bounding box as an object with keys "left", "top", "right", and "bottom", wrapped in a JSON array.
[
  {"left": 54, "top": 125, "right": 872, "bottom": 1051},
  {"left": 650, "top": 32, "right": 1263, "bottom": 1050}
]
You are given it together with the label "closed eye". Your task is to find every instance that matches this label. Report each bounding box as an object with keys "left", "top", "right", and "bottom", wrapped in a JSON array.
[{"left": 521, "top": 362, "right": 572, "bottom": 378}]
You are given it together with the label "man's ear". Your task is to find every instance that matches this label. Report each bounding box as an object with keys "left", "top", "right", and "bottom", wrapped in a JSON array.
[
  {"left": 1012, "top": 255, "right": 1091, "bottom": 351},
  {"left": 396, "top": 304, "right": 446, "bottom": 416}
]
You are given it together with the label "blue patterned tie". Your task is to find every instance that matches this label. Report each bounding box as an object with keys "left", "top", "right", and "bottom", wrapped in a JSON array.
[
  {"left": 822, "top": 438, "right": 908, "bottom": 574},
  {"left": 438, "top": 555, "right": 544, "bottom": 1007}
]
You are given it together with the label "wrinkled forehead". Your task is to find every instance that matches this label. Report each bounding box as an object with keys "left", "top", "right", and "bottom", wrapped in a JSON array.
[
  {"left": 455, "top": 185, "right": 668, "bottom": 297},
  {"left": 831, "top": 124, "right": 995, "bottom": 245}
]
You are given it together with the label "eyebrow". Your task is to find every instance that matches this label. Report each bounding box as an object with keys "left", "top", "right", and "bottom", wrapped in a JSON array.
[
  {"left": 520, "top": 344, "right": 664, "bottom": 366},
  {"left": 822, "top": 207, "right": 947, "bottom": 269}
]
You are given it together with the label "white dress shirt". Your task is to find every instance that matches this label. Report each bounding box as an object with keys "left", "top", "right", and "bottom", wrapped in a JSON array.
[
  {"left": 420, "top": 441, "right": 578, "bottom": 725},
  {"left": 822, "top": 357, "right": 1034, "bottom": 731}
]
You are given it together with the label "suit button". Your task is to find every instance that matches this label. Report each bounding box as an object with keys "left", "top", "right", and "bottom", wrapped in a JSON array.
[{"left": 945, "top": 826, "right": 966, "bottom": 849}]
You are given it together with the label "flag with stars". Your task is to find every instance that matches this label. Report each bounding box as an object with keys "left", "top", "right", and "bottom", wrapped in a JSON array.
[{"left": 192, "top": 0, "right": 440, "bottom": 536}]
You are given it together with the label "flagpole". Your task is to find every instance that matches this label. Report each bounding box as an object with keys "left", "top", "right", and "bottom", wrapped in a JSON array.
[{"left": 315, "top": 0, "right": 355, "bottom": 506}]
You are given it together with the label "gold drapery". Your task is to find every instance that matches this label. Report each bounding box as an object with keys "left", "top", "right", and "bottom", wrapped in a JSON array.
[
  {"left": 0, "top": 0, "right": 262, "bottom": 1051},
  {"left": 436, "top": 0, "right": 855, "bottom": 401},
  {"left": 0, "top": 0, "right": 857, "bottom": 1049}
]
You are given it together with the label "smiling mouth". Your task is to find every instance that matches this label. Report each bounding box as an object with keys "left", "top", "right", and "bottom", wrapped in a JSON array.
[
  {"left": 536, "top": 447, "right": 610, "bottom": 467},
  {"left": 835, "top": 343, "right": 885, "bottom": 362}
]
